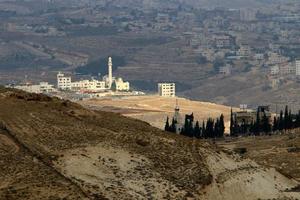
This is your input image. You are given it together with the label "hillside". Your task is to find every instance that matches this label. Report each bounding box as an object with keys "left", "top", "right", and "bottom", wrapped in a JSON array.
[
  {"left": 79, "top": 96, "right": 233, "bottom": 133},
  {"left": 0, "top": 88, "right": 299, "bottom": 199}
]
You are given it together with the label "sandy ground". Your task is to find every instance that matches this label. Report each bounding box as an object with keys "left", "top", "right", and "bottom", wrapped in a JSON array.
[
  {"left": 55, "top": 142, "right": 300, "bottom": 200},
  {"left": 55, "top": 144, "right": 187, "bottom": 200},
  {"left": 218, "top": 131, "right": 300, "bottom": 182},
  {"left": 200, "top": 149, "right": 300, "bottom": 200},
  {"left": 1, "top": 89, "right": 299, "bottom": 200},
  {"left": 79, "top": 95, "right": 233, "bottom": 132}
]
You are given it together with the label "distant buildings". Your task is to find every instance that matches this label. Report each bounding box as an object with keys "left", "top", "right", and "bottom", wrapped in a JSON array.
[
  {"left": 57, "top": 72, "right": 72, "bottom": 90},
  {"left": 158, "top": 83, "right": 176, "bottom": 97},
  {"left": 240, "top": 9, "right": 257, "bottom": 22},
  {"left": 267, "top": 52, "right": 289, "bottom": 65},
  {"left": 219, "top": 64, "right": 232, "bottom": 76},
  {"left": 233, "top": 105, "right": 272, "bottom": 128},
  {"left": 57, "top": 57, "right": 130, "bottom": 92},
  {"left": 296, "top": 60, "right": 300, "bottom": 76},
  {"left": 15, "top": 82, "right": 56, "bottom": 93}
]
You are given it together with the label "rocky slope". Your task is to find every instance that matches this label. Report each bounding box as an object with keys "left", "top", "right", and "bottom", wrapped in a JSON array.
[{"left": 0, "top": 87, "right": 299, "bottom": 199}]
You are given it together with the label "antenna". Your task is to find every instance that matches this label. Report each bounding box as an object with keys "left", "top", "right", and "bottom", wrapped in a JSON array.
[{"left": 175, "top": 98, "right": 179, "bottom": 110}]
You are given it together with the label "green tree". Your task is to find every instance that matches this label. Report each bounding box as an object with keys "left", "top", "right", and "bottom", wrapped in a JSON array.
[
  {"left": 169, "top": 118, "right": 177, "bottom": 133},
  {"left": 284, "top": 105, "right": 289, "bottom": 130},
  {"left": 262, "top": 113, "right": 271, "bottom": 134},
  {"left": 273, "top": 116, "right": 278, "bottom": 132},
  {"left": 230, "top": 108, "right": 234, "bottom": 136},
  {"left": 164, "top": 117, "right": 170, "bottom": 132},
  {"left": 279, "top": 110, "right": 284, "bottom": 131},
  {"left": 194, "top": 121, "right": 201, "bottom": 139},
  {"left": 219, "top": 114, "right": 225, "bottom": 137}
]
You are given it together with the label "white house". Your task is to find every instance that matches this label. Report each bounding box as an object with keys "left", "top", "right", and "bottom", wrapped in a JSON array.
[
  {"left": 71, "top": 79, "right": 106, "bottom": 92},
  {"left": 158, "top": 83, "right": 176, "bottom": 97},
  {"left": 57, "top": 72, "right": 72, "bottom": 90},
  {"left": 15, "top": 82, "right": 56, "bottom": 93},
  {"left": 114, "top": 78, "right": 130, "bottom": 91}
]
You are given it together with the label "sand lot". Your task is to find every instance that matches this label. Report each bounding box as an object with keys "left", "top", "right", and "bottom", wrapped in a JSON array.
[{"left": 79, "top": 95, "right": 233, "bottom": 132}]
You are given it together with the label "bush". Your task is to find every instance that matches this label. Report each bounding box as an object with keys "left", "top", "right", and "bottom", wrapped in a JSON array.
[{"left": 233, "top": 147, "right": 247, "bottom": 155}]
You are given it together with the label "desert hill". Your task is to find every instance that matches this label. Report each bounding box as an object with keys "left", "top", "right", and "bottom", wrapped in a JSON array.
[
  {"left": 0, "top": 88, "right": 299, "bottom": 199},
  {"left": 79, "top": 95, "right": 234, "bottom": 133}
]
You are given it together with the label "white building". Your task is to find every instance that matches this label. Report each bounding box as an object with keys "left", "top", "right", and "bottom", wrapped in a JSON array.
[
  {"left": 56, "top": 57, "right": 130, "bottom": 92},
  {"left": 296, "top": 60, "right": 300, "bottom": 76},
  {"left": 267, "top": 52, "right": 289, "bottom": 65},
  {"left": 57, "top": 72, "right": 72, "bottom": 90},
  {"left": 15, "top": 82, "right": 55, "bottom": 93},
  {"left": 107, "top": 57, "right": 113, "bottom": 88},
  {"left": 114, "top": 78, "right": 130, "bottom": 91},
  {"left": 240, "top": 9, "right": 257, "bottom": 22},
  {"left": 158, "top": 83, "right": 176, "bottom": 97},
  {"left": 237, "top": 45, "right": 251, "bottom": 57},
  {"left": 71, "top": 79, "right": 106, "bottom": 92},
  {"left": 219, "top": 64, "right": 232, "bottom": 76},
  {"left": 270, "top": 65, "right": 279, "bottom": 75}
]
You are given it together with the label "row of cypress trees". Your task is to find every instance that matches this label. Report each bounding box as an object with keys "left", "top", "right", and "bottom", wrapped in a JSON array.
[
  {"left": 230, "top": 106, "right": 300, "bottom": 136},
  {"left": 164, "top": 113, "right": 225, "bottom": 139},
  {"left": 273, "top": 106, "right": 300, "bottom": 131}
]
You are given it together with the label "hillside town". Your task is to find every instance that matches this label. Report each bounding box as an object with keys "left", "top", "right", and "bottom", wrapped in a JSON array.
[{"left": 10, "top": 57, "right": 177, "bottom": 99}]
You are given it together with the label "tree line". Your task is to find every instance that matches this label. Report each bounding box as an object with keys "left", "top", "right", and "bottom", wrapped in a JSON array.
[
  {"left": 230, "top": 106, "right": 300, "bottom": 136},
  {"left": 165, "top": 105, "right": 300, "bottom": 139},
  {"left": 164, "top": 113, "right": 225, "bottom": 139}
]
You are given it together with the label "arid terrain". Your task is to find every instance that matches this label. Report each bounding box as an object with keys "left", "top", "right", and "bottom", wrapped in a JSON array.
[
  {"left": 0, "top": 88, "right": 299, "bottom": 199},
  {"left": 79, "top": 95, "right": 234, "bottom": 132},
  {"left": 218, "top": 130, "right": 300, "bottom": 183}
]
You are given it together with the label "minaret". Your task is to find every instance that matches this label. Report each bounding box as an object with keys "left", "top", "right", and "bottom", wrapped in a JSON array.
[
  {"left": 108, "top": 57, "right": 113, "bottom": 88},
  {"left": 174, "top": 99, "right": 181, "bottom": 123}
]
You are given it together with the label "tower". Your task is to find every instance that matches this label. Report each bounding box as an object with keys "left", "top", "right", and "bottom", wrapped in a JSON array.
[
  {"left": 108, "top": 57, "right": 113, "bottom": 88},
  {"left": 173, "top": 99, "right": 182, "bottom": 133}
]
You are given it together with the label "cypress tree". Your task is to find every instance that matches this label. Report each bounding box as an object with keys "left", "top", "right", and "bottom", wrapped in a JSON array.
[
  {"left": 182, "top": 117, "right": 189, "bottom": 136},
  {"left": 273, "top": 116, "right": 278, "bottom": 132},
  {"left": 202, "top": 121, "right": 206, "bottom": 138},
  {"left": 170, "top": 118, "right": 177, "bottom": 133},
  {"left": 214, "top": 118, "right": 220, "bottom": 138},
  {"left": 219, "top": 114, "right": 225, "bottom": 137},
  {"left": 279, "top": 110, "right": 284, "bottom": 131},
  {"left": 230, "top": 108, "right": 234, "bottom": 136},
  {"left": 296, "top": 110, "right": 300, "bottom": 128},
  {"left": 254, "top": 108, "right": 261, "bottom": 135},
  {"left": 164, "top": 117, "right": 170, "bottom": 132},
  {"left": 284, "top": 105, "right": 289, "bottom": 130},
  {"left": 194, "top": 121, "right": 201, "bottom": 139},
  {"left": 262, "top": 113, "right": 271, "bottom": 134}
]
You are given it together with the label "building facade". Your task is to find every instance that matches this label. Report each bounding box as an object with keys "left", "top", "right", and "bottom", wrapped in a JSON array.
[
  {"left": 158, "top": 83, "right": 176, "bottom": 97},
  {"left": 15, "top": 82, "right": 55, "bottom": 93},
  {"left": 57, "top": 72, "right": 72, "bottom": 90},
  {"left": 56, "top": 57, "right": 130, "bottom": 92},
  {"left": 296, "top": 60, "right": 300, "bottom": 76}
]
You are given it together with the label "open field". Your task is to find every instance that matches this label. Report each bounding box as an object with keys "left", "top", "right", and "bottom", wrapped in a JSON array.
[{"left": 79, "top": 95, "right": 234, "bottom": 132}]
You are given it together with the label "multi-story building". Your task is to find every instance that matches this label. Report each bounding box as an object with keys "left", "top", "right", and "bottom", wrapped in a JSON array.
[
  {"left": 219, "top": 64, "right": 232, "bottom": 76},
  {"left": 267, "top": 52, "right": 289, "bottom": 65},
  {"left": 71, "top": 79, "right": 106, "bottom": 92},
  {"left": 57, "top": 72, "right": 72, "bottom": 90},
  {"left": 240, "top": 9, "right": 257, "bottom": 22},
  {"left": 158, "top": 83, "right": 176, "bottom": 97},
  {"left": 114, "top": 78, "right": 130, "bottom": 91},
  {"left": 296, "top": 60, "right": 300, "bottom": 76},
  {"left": 15, "top": 82, "right": 56, "bottom": 93}
]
